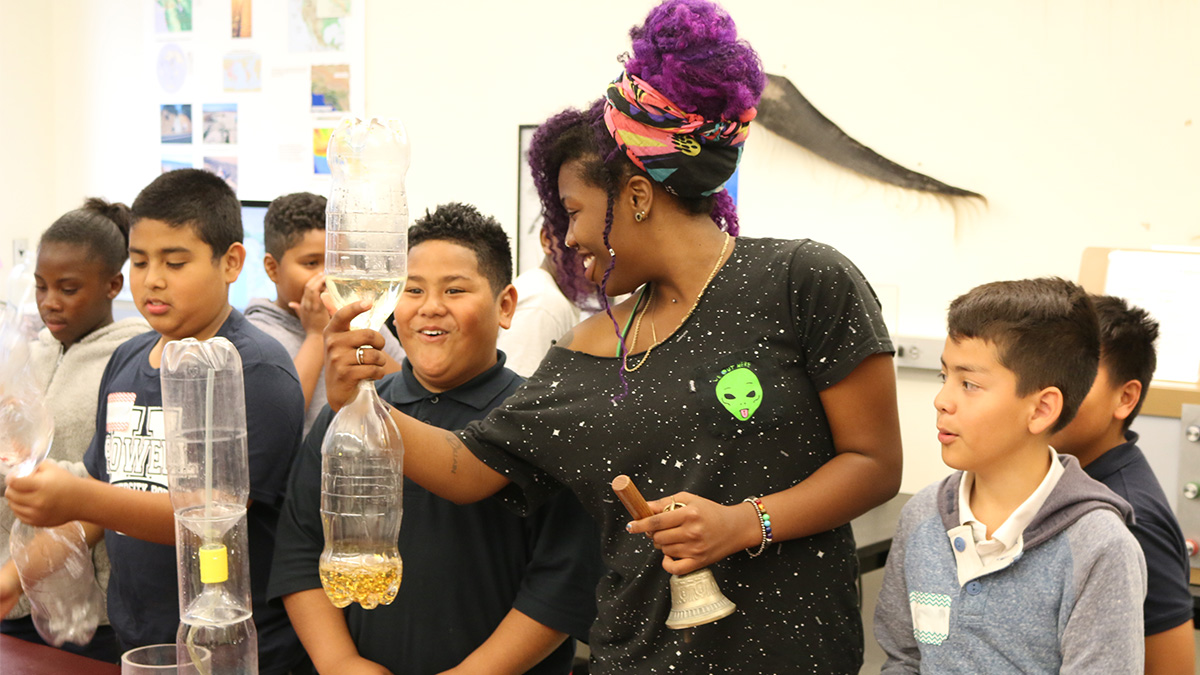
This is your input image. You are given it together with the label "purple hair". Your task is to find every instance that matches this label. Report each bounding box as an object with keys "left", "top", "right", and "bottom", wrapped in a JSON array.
[
  {"left": 626, "top": 0, "right": 765, "bottom": 120},
  {"left": 524, "top": 0, "right": 763, "bottom": 397}
]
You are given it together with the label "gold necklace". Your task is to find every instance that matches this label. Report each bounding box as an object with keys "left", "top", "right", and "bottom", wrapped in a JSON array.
[{"left": 624, "top": 233, "right": 731, "bottom": 372}]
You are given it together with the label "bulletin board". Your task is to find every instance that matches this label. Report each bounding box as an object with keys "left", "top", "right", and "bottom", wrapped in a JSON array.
[{"left": 147, "top": 0, "right": 366, "bottom": 202}]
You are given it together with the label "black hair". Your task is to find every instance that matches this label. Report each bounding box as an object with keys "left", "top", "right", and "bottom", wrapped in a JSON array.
[
  {"left": 131, "top": 169, "right": 242, "bottom": 260},
  {"left": 1092, "top": 295, "right": 1159, "bottom": 430},
  {"left": 264, "top": 192, "right": 327, "bottom": 260},
  {"left": 408, "top": 203, "right": 512, "bottom": 295},
  {"left": 39, "top": 198, "right": 132, "bottom": 275},
  {"left": 947, "top": 277, "right": 1100, "bottom": 433}
]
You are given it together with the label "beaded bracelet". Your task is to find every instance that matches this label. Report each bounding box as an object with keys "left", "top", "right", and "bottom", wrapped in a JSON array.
[{"left": 742, "top": 497, "right": 773, "bottom": 558}]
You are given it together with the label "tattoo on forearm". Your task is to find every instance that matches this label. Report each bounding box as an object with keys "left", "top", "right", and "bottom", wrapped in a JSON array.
[{"left": 445, "top": 433, "right": 463, "bottom": 474}]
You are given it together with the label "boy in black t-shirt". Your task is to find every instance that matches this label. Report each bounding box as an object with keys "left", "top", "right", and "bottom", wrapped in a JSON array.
[
  {"left": 269, "top": 202, "right": 601, "bottom": 675},
  {"left": 1050, "top": 295, "right": 1194, "bottom": 674},
  {"left": 2, "top": 169, "right": 307, "bottom": 673}
]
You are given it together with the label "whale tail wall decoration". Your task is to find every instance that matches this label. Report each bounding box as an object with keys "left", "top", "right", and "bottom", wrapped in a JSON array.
[{"left": 757, "top": 73, "right": 984, "bottom": 201}]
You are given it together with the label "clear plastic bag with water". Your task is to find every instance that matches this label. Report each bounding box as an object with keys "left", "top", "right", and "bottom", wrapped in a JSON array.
[
  {"left": 319, "top": 116, "right": 408, "bottom": 609},
  {"left": 8, "top": 520, "right": 104, "bottom": 646}
]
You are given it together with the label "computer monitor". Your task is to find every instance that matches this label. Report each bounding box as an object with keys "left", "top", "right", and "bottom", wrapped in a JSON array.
[{"left": 114, "top": 199, "right": 280, "bottom": 317}]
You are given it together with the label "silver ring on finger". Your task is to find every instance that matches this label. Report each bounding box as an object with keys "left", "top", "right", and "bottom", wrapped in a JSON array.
[{"left": 356, "top": 346, "right": 367, "bottom": 365}]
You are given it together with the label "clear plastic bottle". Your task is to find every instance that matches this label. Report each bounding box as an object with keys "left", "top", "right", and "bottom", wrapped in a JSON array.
[
  {"left": 0, "top": 249, "right": 52, "bottom": 478},
  {"left": 324, "top": 116, "right": 410, "bottom": 331},
  {"left": 319, "top": 116, "right": 408, "bottom": 609},
  {"left": 161, "top": 337, "right": 257, "bottom": 675},
  {"left": 318, "top": 385, "right": 404, "bottom": 609}
]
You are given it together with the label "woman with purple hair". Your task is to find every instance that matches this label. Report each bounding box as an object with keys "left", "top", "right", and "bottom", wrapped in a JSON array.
[{"left": 325, "top": 1, "right": 901, "bottom": 671}]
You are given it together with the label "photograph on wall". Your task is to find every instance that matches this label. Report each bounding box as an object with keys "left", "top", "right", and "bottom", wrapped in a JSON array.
[
  {"left": 232, "top": 0, "right": 252, "bottom": 38},
  {"left": 515, "top": 125, "right": 543, "bottom": 276},
  {"left": 223, "top": 51, "right": 262, "bottom": 92},
  {"left": 161, "top": 155, "right": 191, "bottom": 173},
  {"left": 289, "top": 0, "right": 348, "bottom": 52},
  {"left": 154, "top": 0, "right": 193, "bottom": 33},
  {"left": 313, "top": 127, "right": 334, "bottom": 174},
  {"left": 203, "top": 103, "right": 238, "bottom": 144},
  {"left": 156, "top": 43, "right": 189, "bottom": 94},
  {"left": 311, "top": 64, "right": 350, "bottom": 113},
  {"left": 161, "top": 104, "right": 193, "bottom": 144},
  {"left": 204, "top": 156, "right": 238, "bottom": 193}
]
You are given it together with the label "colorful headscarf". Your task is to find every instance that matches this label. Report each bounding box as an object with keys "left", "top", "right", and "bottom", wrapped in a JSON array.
[{"left": 603, "top": 71, "right": 755, "bottom": 198}]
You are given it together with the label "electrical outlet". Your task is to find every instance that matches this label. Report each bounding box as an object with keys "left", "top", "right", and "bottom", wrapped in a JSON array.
[
  {"left": 12, "top": 238, "right": 29, "bottom": 264},
  {"left": 894, "top": 336, "right": 945, "bottom": 371}
]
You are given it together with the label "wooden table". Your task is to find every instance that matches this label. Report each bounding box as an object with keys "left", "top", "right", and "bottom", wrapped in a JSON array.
[
  {"left": 0, "top": 633, "right": 120, "bottom": 674},
  {"left": 851, "top": 492, "right": 911, "bottom": 574}
]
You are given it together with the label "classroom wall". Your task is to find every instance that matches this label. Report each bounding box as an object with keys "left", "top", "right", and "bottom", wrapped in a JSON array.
[{"left": 4, "top": 0, "right": 1197, "bottom": 494}]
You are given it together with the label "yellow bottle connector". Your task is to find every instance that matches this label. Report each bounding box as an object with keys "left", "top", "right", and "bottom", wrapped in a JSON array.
[{"left": 199, "top": 544, "right": 229, "bottom": 584}]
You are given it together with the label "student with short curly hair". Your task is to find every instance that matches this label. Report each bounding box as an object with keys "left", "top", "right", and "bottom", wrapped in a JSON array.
[{"left": 271, "top": 202, "right": 602, "bottom": 675}]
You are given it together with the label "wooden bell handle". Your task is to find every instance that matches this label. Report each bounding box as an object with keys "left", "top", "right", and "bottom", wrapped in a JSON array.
[{"left": 612, "top": 475, "right": 655, "bottom": 520}]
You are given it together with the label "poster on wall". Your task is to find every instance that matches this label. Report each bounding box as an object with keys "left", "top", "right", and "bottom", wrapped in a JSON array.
[
  {"left": 161, "top": 104, "right": 193, "bottom": 143},
  {"left": 204, "top": 156, "right": 238, "bottom": 194},
  {"left": 203, "top": 103, "right": 237, "bottom": 143},
  {"left": 515, "top": 125, "right": 543, "bottom": 276},
  {"left": 147, "top": 0, "right": 365, "bottom": 201},
  {"left": 154, "top": 0, "right": 192, "bottom": 33},
  {"left": 232, "top": 0, "right": 252, "bottom": 38}
]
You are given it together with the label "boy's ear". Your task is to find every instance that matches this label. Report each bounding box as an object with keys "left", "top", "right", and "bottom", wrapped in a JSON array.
[
  {"left": 496, "top": 283, "right": 518, "bottom": 330},
  {"left": 263, "top": 253, "right": 280, "bottom": 283},
  {"left": 1113, "top": 379, "right": 1143, "bottom": 424},
  {"left": 221, "top": 242, "right": 246, "bottom": 284},
  {"left": 106, "top": 272, "right": 124, "bottom": 300},
  {"left": 1028, "top": 386, "right": 1064, "bottom": 436}
]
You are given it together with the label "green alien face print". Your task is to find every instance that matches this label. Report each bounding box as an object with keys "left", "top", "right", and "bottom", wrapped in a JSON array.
[{"left": 716, "top": 367, "right": 763, "bottom": 420}]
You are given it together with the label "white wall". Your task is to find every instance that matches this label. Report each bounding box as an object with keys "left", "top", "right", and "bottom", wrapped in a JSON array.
[
  {"left": 5, "top": 0, "right": 1198, "bottom": 493},
  {"left": 0, "top": 1, "right": 55, "bottom": 279}
]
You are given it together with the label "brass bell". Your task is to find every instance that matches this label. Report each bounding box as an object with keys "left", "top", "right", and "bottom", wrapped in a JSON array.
[
  {"left": 665, "top": 567, "right": 736, "bottom": 629},
  {"left": 612, "top": 476, "right": 738, "bottom": 631}
]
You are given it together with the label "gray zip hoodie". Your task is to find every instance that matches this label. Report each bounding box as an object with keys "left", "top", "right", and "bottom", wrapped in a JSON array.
[
  {"left": 876, "top": 454, "right": 1147, "bottom": 674},
  {"left": 243, "top": 298, "right": 403, "bottom": 436}
]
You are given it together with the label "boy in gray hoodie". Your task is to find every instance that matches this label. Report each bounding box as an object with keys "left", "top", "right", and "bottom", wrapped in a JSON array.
[
  {"left": 875, "top": 278, "right": 1147, "bottom": 674},
  {"left": 244, "top": 192, "right": 403, "bottom": 435}
]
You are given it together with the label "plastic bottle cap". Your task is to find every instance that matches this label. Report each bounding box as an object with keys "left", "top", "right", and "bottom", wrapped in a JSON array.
[{"left": 199, "top": 544, "right": 229, "bottom": 584}]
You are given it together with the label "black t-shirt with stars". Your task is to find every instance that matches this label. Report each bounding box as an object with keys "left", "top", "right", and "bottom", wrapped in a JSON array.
[{"left": 459, "top": 238, "right": 895, "bottom": 674}]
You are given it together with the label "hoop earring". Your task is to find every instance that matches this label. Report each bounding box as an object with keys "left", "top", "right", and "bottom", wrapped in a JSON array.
[{"left": 634, "top": 211, "right": 646, "bottom": 222}]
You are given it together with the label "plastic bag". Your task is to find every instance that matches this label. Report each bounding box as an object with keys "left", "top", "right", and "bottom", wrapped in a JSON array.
[
  {"left": 0, "top": 251, "right": 52, "bottom": 479},
  {"left": 9, "top": 519, "right": 104, "bottom": 646}
]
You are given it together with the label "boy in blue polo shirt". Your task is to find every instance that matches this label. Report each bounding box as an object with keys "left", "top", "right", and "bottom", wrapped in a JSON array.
[
  {"left": 1050, "top": 296, "right": 1194, "bottom": 674},
  {"left": 269, "top": 203, "right": 601, "bottom": 674},
  {"left": 3, "top": 169, "right": 307, "bottom": 673},
  {"left": 875, "top": 278, "right": 1147, "bottom": 673}
]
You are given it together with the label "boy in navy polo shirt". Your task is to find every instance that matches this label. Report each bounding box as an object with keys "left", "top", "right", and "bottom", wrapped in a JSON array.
[
  {"left": 875, "top": 278, "right": 1147, "bottom": 673},
  {"left": 3, "top": 169, "right": 307, "bottom": 673},
  {"left": 269, "top": 203, "right": 601, "bottom": 674},
  {"left": 1051, "top": 296, "right": 1194, "bottom": 674}
]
